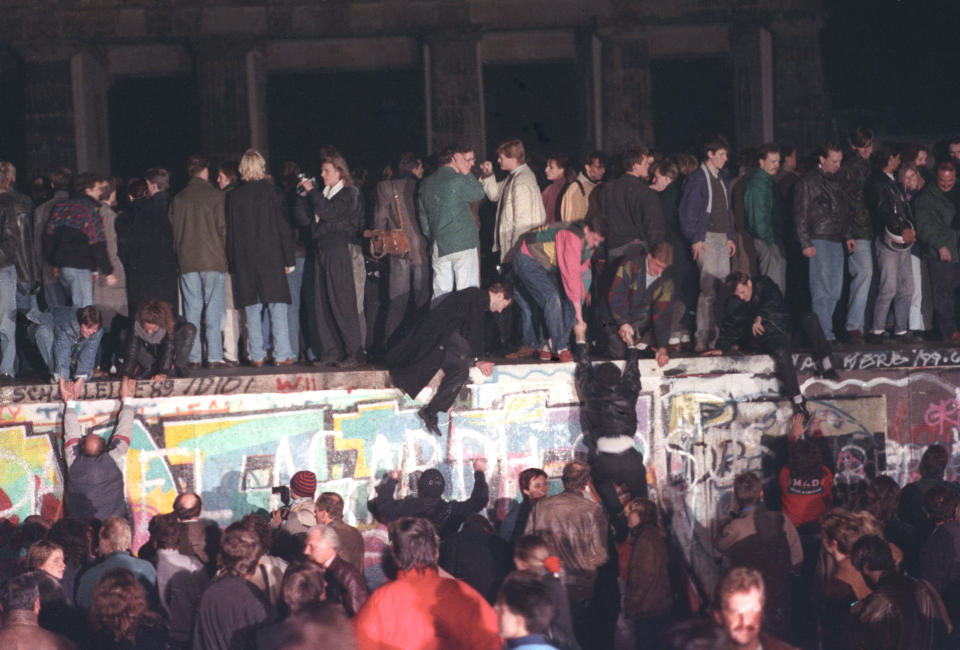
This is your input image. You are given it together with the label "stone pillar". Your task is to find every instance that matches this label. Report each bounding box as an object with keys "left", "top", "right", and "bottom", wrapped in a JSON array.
[
  {"left": 769, "top": 15, "right": 829, "bottom": 151},
  {"left": 246, "top": 50, "right": 269, "bottom": 155},
  {"left": 574, "top": 29, "right": 603, "bottom": 156},
  {"left": 730, "top": 24, "right": 775, "bottom": 148},
  {"left": 17, "top": 46, "right": 77, "bottom": 177},
  {"left": 425, "top": 27, "right": 483, "bottom": 155},
  {"left": 194, "top": 40, "right": 257, "bottom": 165},
  {"left": 598, "top": 29, "right": 654, "bottom": 153},
  {"left": 71, "top": 50, "right": 111, "bottom": 175}
]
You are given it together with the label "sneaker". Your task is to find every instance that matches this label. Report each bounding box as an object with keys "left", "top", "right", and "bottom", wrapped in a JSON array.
[
  {"left": 418, "top": 407, "right": 442, "bottom": 437},
  {"left": 206, "top": 360, "right": 228, "bottom": 370},
  {"left": 538, "top": 345, "right": 553, "bottom": 362},
  {"left": 846, "top": 329, "right": 864, "bottom": 345},
  {"left": 892, "top": 331, "right": 914, "bottom": 344},
  {"left": 557, "top": 349, "right": 573, "bottom": 363}
]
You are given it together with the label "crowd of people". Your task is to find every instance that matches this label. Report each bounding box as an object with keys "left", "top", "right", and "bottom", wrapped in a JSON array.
[{"left": 3, "top": 394, "right": 960, "bottom": 650}]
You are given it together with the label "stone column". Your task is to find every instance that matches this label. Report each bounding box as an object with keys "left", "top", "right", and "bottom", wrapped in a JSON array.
[
  {"left": 71, "top": 50, "right": 112, "bottom": 175},
  {"left": 424, "top": 26, "right": 483, "bottom": 155},
  {"left": 769, "top": 15, "right": 829, "bottom": 151},
  {"left": 730, "top": 23, "right": 775, "bottom": 148},
  {"left": 598, "top": 29, "right": 654, "bottom": 152},
  {"left": 17, "top": 45, "right": 77, "bottom": 177},
  {"left": 574, "top": 28, "right": 603, "bottom": 156},
  {"left": 194, "top": 40, "right": 262, "bottom": 164}
]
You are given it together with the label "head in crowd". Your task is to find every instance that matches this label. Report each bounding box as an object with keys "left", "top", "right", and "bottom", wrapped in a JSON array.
[
  {"left": 496, "top": 139, "right": 526, "bottom": 172},
  {"left": 416, "top": 469, "right": 446, "bottom": 499},
  {"left": 388, "top": 516, "right": 439, "bottom": 572},
  {"left": 623, "top": 146, "right": 653, "bottom": 179},
  {"left": 583, "top": 151, "right": 606, "bottom": 182},
  {"left": 290, "top": 470, "right": 318, "bottom": 500},
  {"left": 723, "top": 272, "right": 753, "bottom": 303},
  {"left": 513, "top": 534, "right": 550, "bottom": 571},
  {"left": 625, "top": 498, "right": 660, "bottom": 532},
  {"left": 144, "top": 168, "right": 170, "bottom": 194},
  {"left": 98, "top": 516, "right": 133, "bottom": 555},
  {"left": 650, "top": 158, "right": 679, "bottom": 191},
  {"left": 850, "top": 534, "right": 896, "bottom": 589},
  {"left": 27, "top": 540, "right": 66, "bottom": 581},
  {"left": 779, "top": 144, "right": 797, "bottom": 173},
  {"left": 90, "top": 568, "right": 162, "bottom": 642},
  {"left": 281, "top": 561, "right": 327, "bottom": 613},
  {"left": 936, "top": 161, "right": 957, "bottom": 194},
  {"left": 220, "top": 522, "right": 263, "bottom": 577},
  {"left": 756, "top": 143, "right": 781, "bottom": 176},
  {"left": 519, "top": 468, "right": 548, "bottom": 502},
  {"left": 0, "top": 163, "right": 11, "bottom": 190},
  {"left": 50, "top": 166, "right": 73, "bottom": 192},
  {"left": 870, "top": 142, "right": 901, "bottom": 172},
  {"left": 817, "top": 142, "right": 844, "bottom": 174},
  {"left": 850, "top": 126, "right": 875, "bottom": 159},
  {"left": 186, "top": 155, "right": 210, "bottom": 179},
  {"left": 80, "top": 431, "right": 107, "bottom": 458},
  {"left": 276, "top": 603, "right": 356, "bottom": 649},
  {"left": 583, "top": 210, "right": 609, "bottom": 248},
  {"left": 898, "top": 163, "right": 923, "bottom": 194},
  {"left": 128, "top": 178, "right": 149, "bottom": 200},
  {"left": 924, "top": 484, "right": 959, "bottom": 524},
  {"left": 398, "top": 152, "right": 424, "bottom": 180},
  {"left": 675, "top": 154, "right": 699, "bottom": 177},
  {"left": 495, "top": 570, "right": 554, "bottom": 640},
  {"left": 545, "top": 153, "right": 574, "bottom": 184},
  {"left": 173, "top": 492, "right": 202, "bottom": 521},
  {"left": 901, "top": 143, "right": 928, "bottom": 170},
  {"left": 663, "top": 618, "right": 733, "bottom": 650},
  {"left": 31, "top": 175, "right": 52, "bottom": 203},
  {"left": 738, "top": 147, "right": 759, "bottom": 171},
  {"left": 1, "top": 572, "right": 40, "bottom": 614},
  {"left": 239, "top": 149, "right": 267, "bottom": 182},
  {"left": 304, "top": 524, "right": 341, "bottom": 565},
  {"left": 77, "top": 305, "right": 102, "bottom": 341},
  {"left": 218, "top": 161, "right": 240, "bottom": 189},
  {"left": 712, "top": 567, "right": 765, "bottom": 650},
  {"left": 703, "top": 135, "right": 730, "bottom": 171},
  {"left": 320, "top": 147, "right": 354, "bottom": 187},
  {"left": 74, "top": 171, "right": 105, "bottom": 199},
  {"left": 438, "top": 144, "right": 477, "bottom": 176},
  {"left": 561, "top": 461, "right": 591, "bottom": 492},
  {"left": 152, "top": 513, "right": 182, "bottom": 551},
  {"left": 136, "top": 299, "right": 174, "bottom": 338},
  {"left": 787, "top": 437, "right": 825, "bottom": 481},
  {"left": 488, "top": 281, "right": 514, "bottom": 313},
  {"left": 850, "top": 589, "right": 902, "bottom": 650},
  {"left": 862, "top": 475, "right": 901, "bottom": 525},
  {"left": 733, "top": 472, "right": 762, "bottom": 511},
  {"left": 646, "top": 241, "right": 674, "bottom": 279},
  {"left": 315, "top": 492, "right": 345, "bottom": 524},
  {"left": 820, "top": 508, "right": 863, "bottom": 559},
  {"left": 919, "top": 444, "right": 949, "bottom": 479},
  {"left": 48, "top": 517, "right": 94, "bottom": 567},
  {"left": 240, "top": 513, "right": 273, "bottom": 556}
]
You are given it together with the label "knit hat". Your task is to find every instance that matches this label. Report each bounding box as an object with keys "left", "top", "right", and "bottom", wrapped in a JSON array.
[
  {"left": 417, "top": 469, "right": 446, "bottom": 499},
  {"left": 290, "top": 470, "right": 317, "bottom": 498}
]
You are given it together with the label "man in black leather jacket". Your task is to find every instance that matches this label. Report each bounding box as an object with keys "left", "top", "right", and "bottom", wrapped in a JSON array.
[
  {"left": 865, "top": 143, "right": 917, "bottom": 344},
  {"left": 706, "top": 272, "right": 837, "bottom": 416}
]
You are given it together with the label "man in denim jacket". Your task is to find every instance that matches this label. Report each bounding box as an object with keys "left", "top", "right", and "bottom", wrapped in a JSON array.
[{"left": 28, "top": 304, "right": 102, "bottom": 398}]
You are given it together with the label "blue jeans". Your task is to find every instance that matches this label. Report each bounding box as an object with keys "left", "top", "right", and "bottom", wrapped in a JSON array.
[
  {"left": 263, "top": 257, "right": 304, "bottom": 359},
  {"left": 0, "top": 265, "right": 16, "bottom": 376},
  {"left": 59, "top": 267, "right": 93, "bottom": 307},
  {"left": 245, "top": 302, "right": 293, "bottom": 363},
  {"left": 809, "top": 239, "right": 844, "bottom": 341},
  {"left": 846, "top": 238, "right": 873, "bottom": 332},
  {"left": 514, "top": 252, "right": 575, "bottom": 352},
  {"left": 180, "top": 271, "right": 226, "bottom": 363}
]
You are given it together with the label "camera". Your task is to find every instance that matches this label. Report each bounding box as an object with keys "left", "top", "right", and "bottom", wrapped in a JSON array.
[
  {"left": 271, "top": 485, "right": 292, "bottom": 520},
  {"left": 296, "top": 173, "right": 316, "bottom": 197}
]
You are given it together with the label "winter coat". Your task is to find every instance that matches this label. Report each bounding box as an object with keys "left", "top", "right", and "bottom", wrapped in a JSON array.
[
  {"left": 64, "top": 403, "right": 131, "bottom": 523},
  {"left": 716, "top": 275, "right": 791, "bottom": 352},
  {"left": 865, "top": 169, "right": 914, "bottom": 239},
  {"left": 371, "top": 471, "right": 489, "bottom": 540},
  {"left": 838, "top": 153, "right": 873, "bottom": 240},
  {"left": 0, "top": 190, "right": 39, "bottom": 283},
  {"left": 744, "top": 168, "right": 784, "bottom": 243},
  {"left": 121, "top": 192, "right": 179, "bottom": 313},
  {"left": 794, "top": 168, "right": 851, "bottom": 249},
  {"left": 679, "top": 164, "right": 735, "bottom": 244},
  {"left": 169, "top": 177, "right": 228, "bottom": 274},
  {"left": 914, "top": 180, "right": 960, "bottom": 261},
  {"left": 92, "top": 204, "right": 127, "bottom": 321},
  {"left": 625, "top": 524, "right": 673, "bottom": 619},
  {"left": 122, "top": 321, "right": 173, "bottom": 378},
  {"left": 440, "top": 518, "right": 513, "bottom": 603},
  {"left": 483, "top": 164, "right": 547, "bottom": 262},
  {"left": 324, "top": 554, "right": 369, "bottom": 617},
  {"left": 417, "top": 166, "right": 485, "bottom": 257},
  {"left": 598, "top": 173, "right": 665, "bottom": 250},
  {"left": 293, "top": 183, "right": 364, "bottom": 251},
  {"left": 373, "top": 175, "right": 428, "bottom": 266},
  {"left": 574, "top": 341, "right": 641, "bottom": 448},
  {"left": 227, "top": 179, "right": 294, "bottom": 307},
  {"left": 43, "top": 196, "right": 113, "bottom": 275}
]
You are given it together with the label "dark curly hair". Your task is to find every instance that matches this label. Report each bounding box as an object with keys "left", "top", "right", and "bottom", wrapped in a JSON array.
[{"left": 90, "top": 568, "right": 162, "bottom": 642}]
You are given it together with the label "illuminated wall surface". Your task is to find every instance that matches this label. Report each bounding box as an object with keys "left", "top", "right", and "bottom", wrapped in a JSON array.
[{"left": 0, "top": 348, "right": 954, "bottom": 591}]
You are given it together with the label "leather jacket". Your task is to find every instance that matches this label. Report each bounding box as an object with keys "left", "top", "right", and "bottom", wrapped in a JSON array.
[
  {"left": 0, "top": 190, "right": 39, "bottom": 284},
  {"left": 716, "top": 276, "right": 791, "bottom": 351},
  {"left": 121, "top": 323, "right": 174, "bottom": 377},
  {"left": 865, "top": 170, "right": 914, "bottom": 240},
  {"left": 794, "top": 168, "right": 851, "bottom": 249},
  {"left": 0, "top": 192, "right": 23, "bottom": 273},
  {"left": 324, "top": 554, "right": 369, "bottom": 617},
  {"left": 574, "top": 342, "right": 641, "bottom": 449}
]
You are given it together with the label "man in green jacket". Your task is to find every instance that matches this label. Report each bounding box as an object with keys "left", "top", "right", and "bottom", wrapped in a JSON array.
[
  {"left": 417, "top": 145, "right": 486, "bottom": 303},
  {"left": 914, "top": 162, "right": 960, "bottom": 343},
  {"left": 744, "top": 144, "right": 786, "bottom": 292}
]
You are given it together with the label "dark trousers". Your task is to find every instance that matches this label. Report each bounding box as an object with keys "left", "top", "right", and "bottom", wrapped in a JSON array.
[
  {"left": 426, "top": 332, "right": 472, "bottom": 414},
  {"left": 928, "top": 258, "right": 960, "bottom": 338},
  {"left": 590, "top": 448, "right": 648, "bottom": 517},
  {"left": 313, "top": 245, "right": 362, "bottom": 362},
  {"left": 755, "top": 312, "right": 831, "bottom": 401},
  {"left": 384, "top": 258, "right": 430, "bottom": 345}
]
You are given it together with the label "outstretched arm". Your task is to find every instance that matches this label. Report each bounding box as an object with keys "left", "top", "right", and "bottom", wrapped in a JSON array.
[{"left": 452, "top": 460, "right": 489, "bottom": 518}]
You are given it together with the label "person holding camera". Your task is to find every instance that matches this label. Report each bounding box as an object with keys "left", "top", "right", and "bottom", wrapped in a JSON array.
[{"left": 272, "top": 470, "right": 319, "bottom": 535}]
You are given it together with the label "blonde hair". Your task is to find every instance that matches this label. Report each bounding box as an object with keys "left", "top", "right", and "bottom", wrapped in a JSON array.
[
  {"left": 497, "top": 139, "right": 526, "bottom": 165},
  {"left": 239, "top": 148, "right": 267, "bottom": 182},
  {"left": 100, "top": 516, "right": 132, "bottom": 552}
]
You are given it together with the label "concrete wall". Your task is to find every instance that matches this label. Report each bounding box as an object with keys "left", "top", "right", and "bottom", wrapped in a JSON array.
[{"left": 3, "top": 348, "right": 947, "bottom": 592}]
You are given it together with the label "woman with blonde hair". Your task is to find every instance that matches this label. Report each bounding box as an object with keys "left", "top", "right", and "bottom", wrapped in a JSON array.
[{"left": 227, "top": 148, "right": 296, "bottom": 366}]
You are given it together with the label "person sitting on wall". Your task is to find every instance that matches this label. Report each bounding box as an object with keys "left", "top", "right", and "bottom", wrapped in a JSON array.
[
  {"left": 119, "top": 298, "right": 196, "bottom": 381},
  {"left": 572, "top": 319, "right": 647, "bottom": 539},
  {"left": 27, "top": 304, "right": 103, "bottom": 398},
  {"left": 369, "top": 459, "right": 489, "bottom": 540},
  {"left": 63, "top": 376, "right": 136, "bottom": 523},
  {"left": 703, "top": 272, "right": 839, "bottom": 418},
  {"left": 385, "top": 284, "right": 512, "bottom": 437}
]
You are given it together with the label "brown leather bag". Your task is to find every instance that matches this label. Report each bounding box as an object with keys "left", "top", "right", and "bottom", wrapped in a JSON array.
[{"left": 364, "top": 182, "right": 411, "bottom": 259}]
